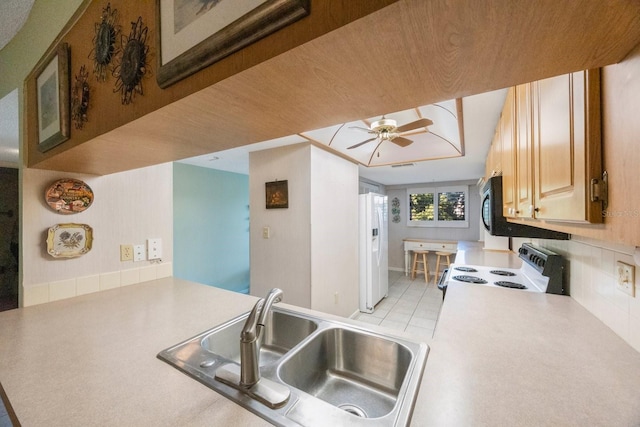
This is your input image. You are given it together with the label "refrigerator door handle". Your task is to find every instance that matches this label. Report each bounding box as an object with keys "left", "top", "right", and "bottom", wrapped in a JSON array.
[{"left": 376, "top": 207, "right": 383, "bottom": 266}]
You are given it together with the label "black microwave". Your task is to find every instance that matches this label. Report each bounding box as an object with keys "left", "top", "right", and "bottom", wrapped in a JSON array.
[{"left": 481, "top": 176, "right": 570, "bottom": 239}]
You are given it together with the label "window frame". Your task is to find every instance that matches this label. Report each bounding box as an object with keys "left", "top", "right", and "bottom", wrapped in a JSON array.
[{"left": 406, "top": 185, "right": 469, "bottom": 228}]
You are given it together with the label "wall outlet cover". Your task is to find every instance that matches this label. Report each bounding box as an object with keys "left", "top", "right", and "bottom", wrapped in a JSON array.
[
  {"left": 616, "top": 261, "right": 635, "bottom": 297},
  {"left": 133, "top": 244, "right": 146, "bottom": 262},
  {"left": 147, "top": 238, "right": 162, "bottom": 260},
  {"left": 120, "top": 244, "right": 133, "bottom": 261}
]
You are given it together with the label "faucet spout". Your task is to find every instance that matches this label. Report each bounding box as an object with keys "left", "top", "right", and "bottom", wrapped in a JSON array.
[{"left": 239, "top": 288, "right": 283, "bottom": 388}]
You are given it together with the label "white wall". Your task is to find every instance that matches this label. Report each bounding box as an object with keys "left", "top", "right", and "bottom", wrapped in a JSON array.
[
  {"left": 249, "top": 143, "right": 359, "bottom": 317},
  {"left": 22, "top": 164, "right": 173, "bottom": 306},
  {"left": 311, "top": 146, "right": 359, "bottom": 317},
  {"left": 249, "top": 144, "right": 312, "bottom": 307},
  {"left": 513, "top": 236, "right": 640, "bottom": 353}
]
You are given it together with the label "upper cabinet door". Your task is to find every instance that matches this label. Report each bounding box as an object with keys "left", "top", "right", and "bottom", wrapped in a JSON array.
[
  {"left": 532, "top": 69, "right": 603, "bottom": 223},
  {"left": 501, "top": 88, "right": 517, "bottom": 218},
  {"left": 515, "top": 83, "right": 534, "bottom": 218}
]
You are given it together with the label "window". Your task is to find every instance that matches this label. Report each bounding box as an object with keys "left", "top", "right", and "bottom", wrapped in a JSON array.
[{"left": 407, "top": 186, "right": 469, "bottom": 227}]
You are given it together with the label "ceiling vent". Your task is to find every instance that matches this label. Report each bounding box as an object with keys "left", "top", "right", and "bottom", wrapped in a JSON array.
[{"left": 391, "top": 163, "right": 415, "bottom": 168}]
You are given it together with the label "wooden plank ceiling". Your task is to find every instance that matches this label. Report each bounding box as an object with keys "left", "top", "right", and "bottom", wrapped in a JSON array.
[{"left": 32, "top": 0, "right": 640, "bottom": 175}]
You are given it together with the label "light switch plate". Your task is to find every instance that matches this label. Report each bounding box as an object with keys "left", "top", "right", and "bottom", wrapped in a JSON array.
[{"left": 616, "top": 261, "right": 635, "bottom": 297}]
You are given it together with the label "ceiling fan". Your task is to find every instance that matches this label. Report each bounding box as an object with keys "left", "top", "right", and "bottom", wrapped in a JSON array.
[{"left": 347, "top": 117, "right": 433, "bottom": 149}]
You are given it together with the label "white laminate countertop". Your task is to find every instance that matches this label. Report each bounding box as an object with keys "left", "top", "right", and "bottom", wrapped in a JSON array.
[
  {"left": 0, "top": 278, "right": 273, "bottom": 427},
  {"left": 414, "top": 283, "right": 640, "bottom": 426},
  {"left": 454, "top": 248, "right": 523, "bottom": 269},
  {"left": 2, "top": 277, "right": 640, "bottom": 426}
]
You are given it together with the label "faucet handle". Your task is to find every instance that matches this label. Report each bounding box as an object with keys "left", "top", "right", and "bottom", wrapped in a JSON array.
[{"left": 241, "top": 298, "right": 264, "bottom": 342}]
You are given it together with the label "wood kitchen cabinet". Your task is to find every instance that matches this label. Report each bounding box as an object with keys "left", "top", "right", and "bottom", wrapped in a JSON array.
[
  {"left": 485, "top": 127, "right": 502, "bottom": 181},
  {"left": 501, "top": 88, "right": 517, "bottom": 218},
  {"left": 490, "top": 69, "right": 603, "bottom": 224},
  {"left": 515, "top": 83, "right": 534, "bottom": 218},
  {"left": 531, "top": 69, "right": 603, "bottom": 223}
]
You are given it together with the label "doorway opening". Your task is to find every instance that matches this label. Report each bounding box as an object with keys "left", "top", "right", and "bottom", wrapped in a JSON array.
[{"left": 0, "top": 168, "right": 18, "bottom": 311}]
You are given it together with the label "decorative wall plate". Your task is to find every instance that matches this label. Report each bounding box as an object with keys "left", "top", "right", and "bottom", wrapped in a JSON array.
[
  {"left": 47, "top": 223, "right": 93, "bottom": 258},
  {"left": 90, "top": 2, "right": 119, "bottom": 82},
  {"left": 71, "top": 65, "right": 90, "bottom": 129},
  {"left": 113, "top": 16, "right": 150, "bottom": 104},
  {"left": 392, "top": 197, "right": 401, "bottom": 223},
  {"left": 45, "top": 178, "right": 94, "bottom": 214}
]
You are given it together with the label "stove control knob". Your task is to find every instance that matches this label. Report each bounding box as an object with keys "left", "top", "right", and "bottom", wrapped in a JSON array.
[{"left": 537, "top": 259, "right": 545, "bottom": 267}]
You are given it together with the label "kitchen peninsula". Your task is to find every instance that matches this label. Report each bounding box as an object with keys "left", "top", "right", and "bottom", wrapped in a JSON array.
[{"left": 1, "top": 277, "right": 640, "bottom": 426}]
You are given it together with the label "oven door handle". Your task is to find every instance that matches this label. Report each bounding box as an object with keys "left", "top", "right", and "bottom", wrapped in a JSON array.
[{"left": 437, "top": 268, "right": 449, "bottom": 299}]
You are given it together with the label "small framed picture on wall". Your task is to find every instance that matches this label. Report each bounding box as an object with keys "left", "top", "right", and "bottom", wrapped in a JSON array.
[{"left": 265, "top": 180, "right": 288, "bottom": 209}]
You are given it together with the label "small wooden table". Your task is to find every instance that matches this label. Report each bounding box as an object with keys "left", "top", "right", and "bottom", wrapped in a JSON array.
[{"left": 402, "top": 239, "right": 457, "bottom": 276}]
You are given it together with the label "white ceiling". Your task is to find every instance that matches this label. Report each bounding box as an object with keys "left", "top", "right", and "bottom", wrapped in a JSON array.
[
  {"left": 0, "top": 0, "right": 34, "bottom": 51},
  {"left": 179, "top": 88, "right": 507, "bottom": 186}
]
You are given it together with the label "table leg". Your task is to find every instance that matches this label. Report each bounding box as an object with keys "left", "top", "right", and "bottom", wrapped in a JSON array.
[{"left": 404, "top": 249, "right": 409, "bottom": 276}]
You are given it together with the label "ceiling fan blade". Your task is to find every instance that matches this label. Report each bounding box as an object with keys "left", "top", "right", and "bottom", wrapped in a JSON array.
[
  {"left": 395, "top": 118, "right": 433, "bottom": 133},
  {"left": 347, "top": 137, "right": 378, "bottom": 149},
  {"left": 391, "top": 136, "right": 413, "bottom": 147},
  {"left": 348, "top": 126, "right": 375, "bottom": 133}
]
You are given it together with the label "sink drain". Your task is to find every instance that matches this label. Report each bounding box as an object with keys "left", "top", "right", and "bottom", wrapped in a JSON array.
[{"left": 338, "top": 404, "right": 367, "bottom": 418}]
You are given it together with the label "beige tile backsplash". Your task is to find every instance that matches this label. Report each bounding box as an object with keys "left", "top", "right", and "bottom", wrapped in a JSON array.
[
  {"left": 530, "top": 236, "right": 640, "bottom": 353},
  {"left": 23, "top": 263, "right": 172, "bottom": 307}
]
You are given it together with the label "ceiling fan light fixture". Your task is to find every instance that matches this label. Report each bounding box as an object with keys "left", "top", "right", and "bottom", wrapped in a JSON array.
[{"left": 371, "top": 118, "right": 397, "bottom": 132}]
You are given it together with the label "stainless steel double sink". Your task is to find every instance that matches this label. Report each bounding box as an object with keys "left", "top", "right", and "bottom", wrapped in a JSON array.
[{"left": 157, "top": 306, "right": 429, "bottom": 426}]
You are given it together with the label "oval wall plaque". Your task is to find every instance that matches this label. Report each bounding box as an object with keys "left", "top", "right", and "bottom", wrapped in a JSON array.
[{"left": 45, "top": 178, "right": 94, "bottom": 214}]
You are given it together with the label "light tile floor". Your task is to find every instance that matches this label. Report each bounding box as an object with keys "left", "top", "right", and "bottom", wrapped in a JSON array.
[{"left": 353, "top": 270, "right": 444, "bottom": 343}]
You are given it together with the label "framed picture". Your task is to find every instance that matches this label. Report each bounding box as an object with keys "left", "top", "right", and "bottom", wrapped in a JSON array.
[
  {"left": 155, "top": 0, "right": 310, "bottom": 88},
  {"left": 36, "top": 42, "right": 71, "bottom": 153},
  {"left": 266, "top": 180, "right": 288, "bottom": 209}
]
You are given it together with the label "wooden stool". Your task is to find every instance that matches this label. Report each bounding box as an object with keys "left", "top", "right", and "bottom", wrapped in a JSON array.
[
  {"left": 411, "top": 250, "right": 430, "bottom": 283},
  {"left": 433, "top": 251, "right": 453, "bottom": 284}
]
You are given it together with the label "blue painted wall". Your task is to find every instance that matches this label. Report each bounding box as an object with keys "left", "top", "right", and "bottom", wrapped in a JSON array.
[{"left": 173, "top": 163, "right": 250, "bottom": 293}]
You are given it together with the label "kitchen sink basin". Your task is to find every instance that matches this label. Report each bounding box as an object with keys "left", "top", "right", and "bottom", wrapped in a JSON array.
[
  {"left": 279, "top": 327, "right": 412, "bottom": 419},
  {"left": 201, "top": 309, "right": 318, "bottom": 366},
  {"left": 158, "top": 305, "right": 429, "bottom": 427}
]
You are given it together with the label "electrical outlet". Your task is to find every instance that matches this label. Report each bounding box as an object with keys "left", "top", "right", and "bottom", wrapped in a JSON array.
[
  {"left": 147, "top": 238, "right": 162, "bottom": 260},
  {"left": 616, "top": 261, "right": 635, "bottom": 297},
  {"left": 133, "top": 244, "right": 146, "bottom": 262},
  {"left": 120, "top": 244, "right": 133, "bottom": 261}
]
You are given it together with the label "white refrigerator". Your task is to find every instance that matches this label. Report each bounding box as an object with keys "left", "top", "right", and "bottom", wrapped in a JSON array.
[{"left": 359, "top": 193, "right": 389, "bottom": 313}]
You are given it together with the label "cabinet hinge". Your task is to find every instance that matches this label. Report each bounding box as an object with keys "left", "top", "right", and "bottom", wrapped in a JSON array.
[{"left": 590, "top": 171, "right": 608, "bottom": 209}]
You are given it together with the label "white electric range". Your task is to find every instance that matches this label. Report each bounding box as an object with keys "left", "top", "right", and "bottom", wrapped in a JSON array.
[{"left": 439, "top": 243, "right": 565, "bottom": 296}]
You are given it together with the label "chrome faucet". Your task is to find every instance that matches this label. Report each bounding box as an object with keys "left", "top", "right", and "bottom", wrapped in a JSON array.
[
  {"left": 215, "top": 288, "right": 290, "bottom": 409},
  {"left": 239, "top": 288, "right": 283, "bottom": 387}
]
